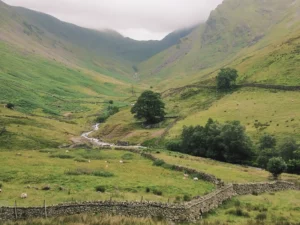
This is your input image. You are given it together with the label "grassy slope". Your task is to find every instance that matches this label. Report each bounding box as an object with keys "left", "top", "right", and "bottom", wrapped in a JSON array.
[
  {"left": 0, "top": 40, "right": 136, "bottom": 148},
  {"left": 203, "top": 190, "right": 300, "bottom": 225},
  {"left": 0, "top": 149, "right": 214, "bottom": 206},
  {"left": 0, "top": 214, "right": 168, "bottom": 225},
  {"left": 152, "top": 150, "right": 299, "bottom": 184},
  {"left": 91, "top": 107, "right": 176, "bottom": 145},
  {"left": 0, "top": 2, "right": 140, "bottom": 148},
  {"left": 168, "top": 88, "right": 300, "bottom": 142},
  {"left": 138, "top": 0, "right": 300, "bottom": 89},
  {"left": 112, "top": 0, "right": 300, "bottom": 144}
]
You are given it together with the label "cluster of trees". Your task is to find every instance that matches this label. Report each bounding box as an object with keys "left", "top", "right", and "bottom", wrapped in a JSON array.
[
  {"left": 166, "top": 119, "right": 300, "bottom": 178},
  {"left": 257, "top": 134, "right": 300, "bottom": 175},
  {"left": 167, "top": 119, "right": 254, "bottom": 164}
]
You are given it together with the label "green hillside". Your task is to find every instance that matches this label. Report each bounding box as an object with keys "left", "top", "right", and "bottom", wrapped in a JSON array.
[
  {"left": 0, "top": 0, "right": 300, "bottom": 224},
  {"left": 93, "top": 0, "right": 300, "bottom": 146},
  {"left": 139, "top": 0, "right": 300, "bottom": 89},
  {"left": 0, "top": 0, "right": 194, "bottom": 148}
]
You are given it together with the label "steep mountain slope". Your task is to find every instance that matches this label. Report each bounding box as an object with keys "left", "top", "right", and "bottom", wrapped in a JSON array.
[
  {"left": 94, "top": 0, "right": 300, "bottom": 145},
  {"left": 1, "top": 0, "right": 195, "bottom": 70},
  {"left": 0, "top": 0, "right": 197, "bottom": 114},
  {"left": 139, "top": 0, "right": 300, "bottom": 88}
]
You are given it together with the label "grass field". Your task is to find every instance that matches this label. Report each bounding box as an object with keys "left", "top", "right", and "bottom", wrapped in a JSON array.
[
  {"left": 152, "top": 150, "right": 300, "bottom": 184},
  {"left": 0, "top": 148, "right": 214, "bottom": 207},
  {"left": 0, "top": 214, "right": 168, "bottom": 225},
  {"left": 203, "top": 190, "right": 300, "bottom": 225},
  {"left": 1, "top": 191, "right": 299, "bottom": 225},
  {"left": 92, "top": 107, "right": 178, "bottom": 145},
  {"left": 168, "top": 88, "right": 300, "bottom": 143},
  {"left": 0, "top": 103, "right": 103, "bottom": 150}
]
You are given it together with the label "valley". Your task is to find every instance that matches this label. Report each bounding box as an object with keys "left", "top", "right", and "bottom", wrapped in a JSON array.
[{"left": 0, "top": 0, "right": 300, "bottom": 224}]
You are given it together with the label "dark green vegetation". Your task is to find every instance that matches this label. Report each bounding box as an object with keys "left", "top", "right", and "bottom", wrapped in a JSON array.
[
  {"left": 167, "top": 119, "right": 253, "bottom": 164},
  {"left": 96, "top": 105, "right": 120, "bottom": 123},
  {"left": 131, "top": 90, "right": 166, "bottom": 124},
  {"left": 167, "top": 118, "right": 300, "bottom": 175},
  {"left": 216, "top": 68, "right": 238, "bottom": 90},
  {"left": 267, "top": 157, "right": 287, "bottom": 179}
]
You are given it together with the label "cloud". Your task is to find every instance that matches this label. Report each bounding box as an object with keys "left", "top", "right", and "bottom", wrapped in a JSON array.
[{"left": 3, "top": 0, "right": 223, "bottom": 40}]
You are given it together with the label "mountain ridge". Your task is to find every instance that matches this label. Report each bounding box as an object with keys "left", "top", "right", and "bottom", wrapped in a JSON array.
[{"left": 138, "top": 0, "right": 300, "bottom": 89}]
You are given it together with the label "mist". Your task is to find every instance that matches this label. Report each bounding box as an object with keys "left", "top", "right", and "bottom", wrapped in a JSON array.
[{"left": 3, "top": 0, "right": 223, "bottom": 40}]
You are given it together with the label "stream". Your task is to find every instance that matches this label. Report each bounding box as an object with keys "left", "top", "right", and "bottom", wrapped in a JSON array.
[{"left": 81, "top": 123, "right": 144, "bottom": 149}]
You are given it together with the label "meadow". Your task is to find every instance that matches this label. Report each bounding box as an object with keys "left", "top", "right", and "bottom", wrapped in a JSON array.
[
  {"left": 0, "top": 148, "right": 214, "bottom": 207},
  {"left": 151, "top": 150, "right": 300, "bottom": 184},
  {"left": 168, "top": 88, "right": 300, "bottom": 142},
  {"left": 1, "top": 191, "right": 299, "bottom": 225},
  {"left": 202, "top": 190, "right": 300, "bottom": 225}
]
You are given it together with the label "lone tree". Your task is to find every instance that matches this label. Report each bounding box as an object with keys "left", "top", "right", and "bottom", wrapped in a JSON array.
[
  {"left": 267, "top": 157, "right": 287, "bottom": 179},
  {"left": 131, "top": 90, "right": 165, "bottom": 124},
  {"left": 216, "top": 68, "right": 238, "bottom": 90}
]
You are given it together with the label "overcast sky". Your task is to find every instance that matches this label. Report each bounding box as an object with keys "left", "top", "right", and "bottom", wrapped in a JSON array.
[{"left": 3, "top": 0, "right": 223, "bottom": 40}]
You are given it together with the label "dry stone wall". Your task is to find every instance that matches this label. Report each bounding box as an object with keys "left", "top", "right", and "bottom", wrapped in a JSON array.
[
  {"left": 233, "top": 181, "right": 299, "bottom": 195},
  {"left": 1, "top": 181, "right": 298, "bottom": 223},
  {"left": 0, "top": 201, "right": 188, "bottom": 223}
]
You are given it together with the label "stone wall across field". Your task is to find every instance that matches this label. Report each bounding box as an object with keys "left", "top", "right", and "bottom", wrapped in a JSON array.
[
  {"left": 0, "top": 201, "right": 188, "bottom": 223},
  {"left": 232, "top": 181, "right": 299, "bottom": 195},
  {"left": 0, "top": 181, "right": 298, "bottom": 223}
]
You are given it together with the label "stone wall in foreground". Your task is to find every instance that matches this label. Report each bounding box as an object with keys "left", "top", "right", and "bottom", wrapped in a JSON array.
[{"left": 1, "top": 181, "right": 298, "bottom": 223}]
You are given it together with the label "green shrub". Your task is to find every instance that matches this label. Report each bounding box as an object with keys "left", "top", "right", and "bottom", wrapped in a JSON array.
[
  {"left": 145, "top": 187, "right": 150, "bottom": 193},
  {"left": 65, "top": 169, "right": 113, "bottom": 177},
  {"left": 96, "top": 115, "right": 108, "bottom": 123},
  {"left": 153, "top": 159, "right": 165, "bottom": 167},
  {"left": 80, "top": 151, "right": 104, "bottom": 160},
  {"left": 107, "top": 106, "right": 119, "bottom": 116},
  {"left": 39, "top": 149, "right": 57, "bottom": 153},
  {"left": 183, "top": 194, "right": 192, "bottom": 202},
  {"left": 166, "top": 140, "right": 182, "bottom": 152},
  {"left": 174, "top": 196, "right": 181, "bottom": 203},
  {"left": 50, "top": 154, "right": 74, "bottom": 159},
  {"left": 65, "top": 168, "right": 91, "bottom": 175},
  {"left": 141, "top": 138, "right": 158, "bottom": 147},
  {"left": 287, "top": 159, "right": 300, "bottom": 174},
  {"left": 121, "top": 153, "right": 134, "bottom": 160},
  {"left": 153, "top": 189, "right": 163, "bottom": 196},
  {"left": 226, "top": 208, "right": 250, "bottom": 217},
  {"left": 267, "top": 157, "right": 287, "bottom": 179},
  {"left": 92, "top": 171, "right": 114, "bottom": 177},
  {"left": 6, "top": 103, "right": 15, "bottom": 109},
  {"left": 256, "top": 213, "right": 267, "bottom": 221},
  {"left": 95, "top": 185, "right": 106, "bottom": 193},
  {"left": 74, "top": 158, "right": 88, "bottom": 163}
]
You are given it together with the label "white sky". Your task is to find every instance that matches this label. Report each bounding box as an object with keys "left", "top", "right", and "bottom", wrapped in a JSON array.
[{"left": 3, "top": 0, "right": 223, "bottom": 40}]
